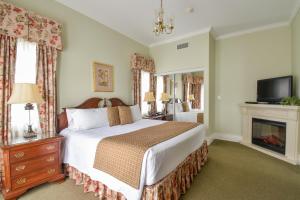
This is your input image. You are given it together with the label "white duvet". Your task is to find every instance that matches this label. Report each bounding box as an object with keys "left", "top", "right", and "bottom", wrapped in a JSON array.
[
  {"left": 61, "top": 119, "right": 206, "bottom": 200},
  {"left": 175, "top": 110, "right": 203, "bottom": 123}
]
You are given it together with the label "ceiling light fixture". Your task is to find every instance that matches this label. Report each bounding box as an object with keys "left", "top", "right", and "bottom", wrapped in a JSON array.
[{"left": 153, "top": 0, "right": 174, "bottom": 36}]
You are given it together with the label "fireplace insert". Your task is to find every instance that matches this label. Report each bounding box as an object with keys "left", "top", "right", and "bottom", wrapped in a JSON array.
[{"left": 252, "top": 118, "right": 286, "bottom": 154}]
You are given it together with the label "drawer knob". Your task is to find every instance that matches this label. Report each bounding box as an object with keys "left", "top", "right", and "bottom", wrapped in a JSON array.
[
  {"left": 16, "top": 178, "right": 26, "bottom": 185},
  {"left": 14, "top": 152, "right": 24, "bottom": 158},
  {"left": 47, "top": 169, "right": 56, "bottom": 175},
  {"left": 16, "top": 165, "right": 26, "bottom": 171},
  {"left": 46, "top": 145, "right": 55, "bottom": 150},
  {"left": 46, "top": 156, "right": 55, "bottom": 162}
]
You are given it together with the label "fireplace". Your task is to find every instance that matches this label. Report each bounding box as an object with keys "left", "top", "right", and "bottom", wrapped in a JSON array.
[{"left": 252, "top": 118, "right": 286, "bottom": 154}]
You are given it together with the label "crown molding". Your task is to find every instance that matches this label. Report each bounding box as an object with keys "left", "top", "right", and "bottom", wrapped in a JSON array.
[
  {"left": 149, "top": 27, "right": 212, "bottom": 47},
  {"left": 290, "top": 0, "right": 300, "bottom": 23},
  {"left": 215, "top": 22, "right": 290, "bottom": 40}
]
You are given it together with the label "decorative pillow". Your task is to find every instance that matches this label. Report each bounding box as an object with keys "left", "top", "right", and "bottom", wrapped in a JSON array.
[
  {"left": 107, "top": 107, "right": 121, "bottom": 126},
  {"left": 182, "top": 102, "right": 190, "bottom": 112},
  {"left": 66, "top": 108, "right": 108, "bottom": 130},
  {"left": 118, "top": 106, "right": 133, "bottom": 125},
  {"left": 130, "top": 105, "right": 142, "bottom": 122}
]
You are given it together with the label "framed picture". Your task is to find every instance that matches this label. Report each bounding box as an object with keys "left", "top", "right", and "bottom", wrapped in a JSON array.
[{"left": 93, "top": 62, "right": 113, "bottom": 92}]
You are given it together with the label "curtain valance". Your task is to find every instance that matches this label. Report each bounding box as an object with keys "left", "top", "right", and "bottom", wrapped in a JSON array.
[
  {"left": 182, "top": 73, "right": 193, "bottom": 83},
  {"left": 131, "top": 53, "right": 155, "bottom": 73},
  {"left": 193, "top": 76, "right": 203, "bottom": 84},
  {"left": 0, "top": 1, "right": 63, "bottom": 50}
]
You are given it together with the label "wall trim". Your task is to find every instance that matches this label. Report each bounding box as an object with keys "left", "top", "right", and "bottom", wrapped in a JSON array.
[
  {"left": 206, "top": 133, "right": 242, "bottom": 145},
  {"left": 149, "top": 27, "right": 212, "bottom": 47},
  {"left": 155, "top": 67, "right": 205, "bottom": 76},
  {"left": 215, "top": 22, "right": 290, "bottom": 40},
  {"left": 290, "top": 0, "right": 300, "bottom": 23}
]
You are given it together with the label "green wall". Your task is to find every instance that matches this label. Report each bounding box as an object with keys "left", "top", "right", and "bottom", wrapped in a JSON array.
[
  {"left": 150, "top": 33, "right": 215, "bottom": 133},
  {"left": 292, "top": 9, "right": 300, "bottom": 97},
  {"left": 6, "top": 0, "right": 149, "bottom": 110},
  {"left": 214, "top": 26, "right": 292, "bottom": 136}
]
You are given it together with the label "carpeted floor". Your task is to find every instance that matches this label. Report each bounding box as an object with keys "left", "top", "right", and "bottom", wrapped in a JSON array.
[{"left": 1, "top": 140, "right": 300, "bottom": 200}]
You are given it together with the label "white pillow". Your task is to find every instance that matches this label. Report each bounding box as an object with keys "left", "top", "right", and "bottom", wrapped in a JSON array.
[
  {"left": 66, "top": 108, "right": 77, "bottom": 129},
  {"left": 130, "top": 105, "right": 142, "bottom": 122},
  {"left": 66, "top": 108, "right": 108, "bottom": 130}
]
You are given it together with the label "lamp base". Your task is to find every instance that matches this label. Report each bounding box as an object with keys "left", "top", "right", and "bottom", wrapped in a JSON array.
[{"left": 24, "top": 125, "right": 37, "bottom": 139}]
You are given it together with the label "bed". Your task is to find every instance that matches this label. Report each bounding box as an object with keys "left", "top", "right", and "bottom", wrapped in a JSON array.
[
  {"left": 167, "top": 103, "right": 204, "bottom": 123},
  {"left": 58, "top": 98, "right": 208, "bottom": 200},
  {"left": 175, "top": 110, "right": 204, "bottom": 123}
]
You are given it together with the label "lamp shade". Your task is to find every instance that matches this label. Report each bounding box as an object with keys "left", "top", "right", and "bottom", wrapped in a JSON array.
[
  {"left": 144, "top": 92, "right": 155, "bottom": 102},
  {"left": 7, "top": 83, "right": 44, "bottom": 104},
  {"left": 160, "top": 92, "right": 170, "bottom": 102},
  {"left": 188, "top": 94, "right": 195, "bottom": 101}
]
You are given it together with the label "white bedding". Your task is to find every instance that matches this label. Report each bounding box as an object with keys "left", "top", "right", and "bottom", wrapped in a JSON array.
[
  {"left": 61, "top": 119, "right": 206, "bottom": 200},
  {"left": 175, "top": 110, "right": 203, "bottom": 122}
]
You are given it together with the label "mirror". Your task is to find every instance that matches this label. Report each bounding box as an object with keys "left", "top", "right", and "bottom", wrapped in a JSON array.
[{"left": 155, "top": 70, "right": 204, "bottom": 123}]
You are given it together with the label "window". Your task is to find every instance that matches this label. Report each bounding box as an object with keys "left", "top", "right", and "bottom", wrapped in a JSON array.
[
  {"left": 156, "top": 76, "right": 164, "bottom": 112},
  {"left": 141, "top": 70, "right": 150, "bottom": 115},
  {"left": 11, "top": 38, "right": 40, "bottom": 136}
]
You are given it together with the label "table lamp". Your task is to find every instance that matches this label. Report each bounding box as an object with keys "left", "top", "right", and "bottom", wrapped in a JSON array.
[
  {"left": 160, "top": 92, "right": 170, "bottom": 114},
  {"left": 144, "top": 92, "right": 155, "bottom": 116},
  {"left": 7, "top": 83, "right": 44, "bottom": 139}
]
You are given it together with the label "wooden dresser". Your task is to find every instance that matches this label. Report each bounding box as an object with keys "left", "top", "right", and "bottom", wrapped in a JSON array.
[{"left": 0, "top": 135, "right": 65, "bottom": 200}]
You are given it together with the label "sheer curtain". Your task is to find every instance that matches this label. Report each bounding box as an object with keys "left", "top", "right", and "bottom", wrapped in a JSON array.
[
  {"left": 11, "top": 38, "right": 41, "bottom": 137},
  {"left": 141, "top": 70, "right": 150, "bottom": 115},
  {"left": 156, "top": 76, "right": 164, "bottom": 112}
]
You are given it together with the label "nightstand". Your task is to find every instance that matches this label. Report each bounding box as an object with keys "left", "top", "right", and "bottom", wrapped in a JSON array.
[
  {"left": 0, "top": 135, "right": 65, "bottom": 200},
  {"left": 143, "top": 114, "right": 173, "bottom": 121}
]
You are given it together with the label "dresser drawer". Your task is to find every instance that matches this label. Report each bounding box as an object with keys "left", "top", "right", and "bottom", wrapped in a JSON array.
[
  {"left": 10, "top": 142, "right": 58, "bottom": 163},
  {"left": 12, "top": 165, "right": 59, "bottom": 190},
  {"left": 11, "top": 153, "right": 58, "bottom": 177}
]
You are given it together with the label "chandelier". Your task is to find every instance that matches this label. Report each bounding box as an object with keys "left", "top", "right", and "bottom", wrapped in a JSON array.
[{"left": 153, "top": 0, "right": 174, "bottom": 36}]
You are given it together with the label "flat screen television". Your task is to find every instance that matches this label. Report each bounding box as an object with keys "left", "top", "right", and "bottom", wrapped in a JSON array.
[{"left": 257, "top": 76, "right": 293, "bottom": 103}]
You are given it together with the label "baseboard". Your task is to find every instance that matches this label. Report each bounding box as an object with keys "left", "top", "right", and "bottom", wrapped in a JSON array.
[{"left": 206, "top": 133, "right": 242, "bottom": 145}]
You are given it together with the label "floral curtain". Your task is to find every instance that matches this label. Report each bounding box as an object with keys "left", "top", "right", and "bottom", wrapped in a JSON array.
[
  {"left": 36, "top": 44, "right": 57, "bottom": 136},
  {"left": 0, "top": 1, "right": 63, "bottom": 50},
  {"left": 131, "top": 53, "right": 156, "bottom": 108},
  {"left": 192, "top": 76, "right": 203, "bottom": 109},
  {"left": 182, "top": 73, "right": 193, "bottom": 102},
  {"left": 132, "top": 69, "right": 141, "bottom": 106},
  {"left": 0, "top": 35, "right": 16, "bottom": 142},
  {"left": 0, "top": 35, "right": 16, "bottom": 189},
  {"left": 150, "top": 73, "right": 157, "bottom": 113},
  {"left": 163, "top": 75, "right": 168, "bottom": 93}
]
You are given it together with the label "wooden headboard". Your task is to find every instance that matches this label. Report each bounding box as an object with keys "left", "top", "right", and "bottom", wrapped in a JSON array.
[{"left": 57, "top": 97, "right": 129, "bottom": 133}]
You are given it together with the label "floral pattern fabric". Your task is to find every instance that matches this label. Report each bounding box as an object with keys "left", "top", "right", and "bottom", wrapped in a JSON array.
[
  {"left": 131, "top": 53, "right": 155, "bottom": 73},
  {"left": 28, "top": 13, "right": 63, "bottom": 50},
  {"left": 36, "top": 44, "right": 57, "bottom": 136},
  {"left": 150, "top": 73, "right": 157, "bottom": 114},
  {"left": 131, "top": 53, "right": 156, "bottom": 108},
  {"left": 192, "top": 76, "right": 203, "bottom": 109},
  {"left": 0, "top": 34, "right": 16, "bottom": 189},
  {"left": 0, "top": 2, "right": 28, "bottom": 39},
  {"left": 0, "top": 35, "right": 16, "bottom": 142},
  {"left": 132, "top": 69, "right": 141, "bottom": 107},
  {"left": 66, "top": 141, "right": 208, "bottom": 200},
  {"left": 0, "top": 1, "right": 63, "bottom": 50}
]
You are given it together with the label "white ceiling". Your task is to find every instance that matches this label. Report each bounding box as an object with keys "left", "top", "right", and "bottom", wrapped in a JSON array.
[{"left": 55, "top": 0, "right": 300, "bottom": 46}]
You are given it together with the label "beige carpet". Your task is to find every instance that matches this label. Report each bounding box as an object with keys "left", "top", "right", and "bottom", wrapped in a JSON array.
[{"left": 1, "top": 140, "right": 300, "bottom": 200}]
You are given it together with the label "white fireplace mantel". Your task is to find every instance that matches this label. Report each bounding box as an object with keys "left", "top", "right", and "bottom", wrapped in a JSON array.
[{"left": 240, "top": 103, "right": 300, "bottom": 165}]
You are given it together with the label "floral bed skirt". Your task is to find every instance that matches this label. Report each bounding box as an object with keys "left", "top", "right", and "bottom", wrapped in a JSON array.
[{"left": 66, "top": 140, "right": 208, "bottom": 200}]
